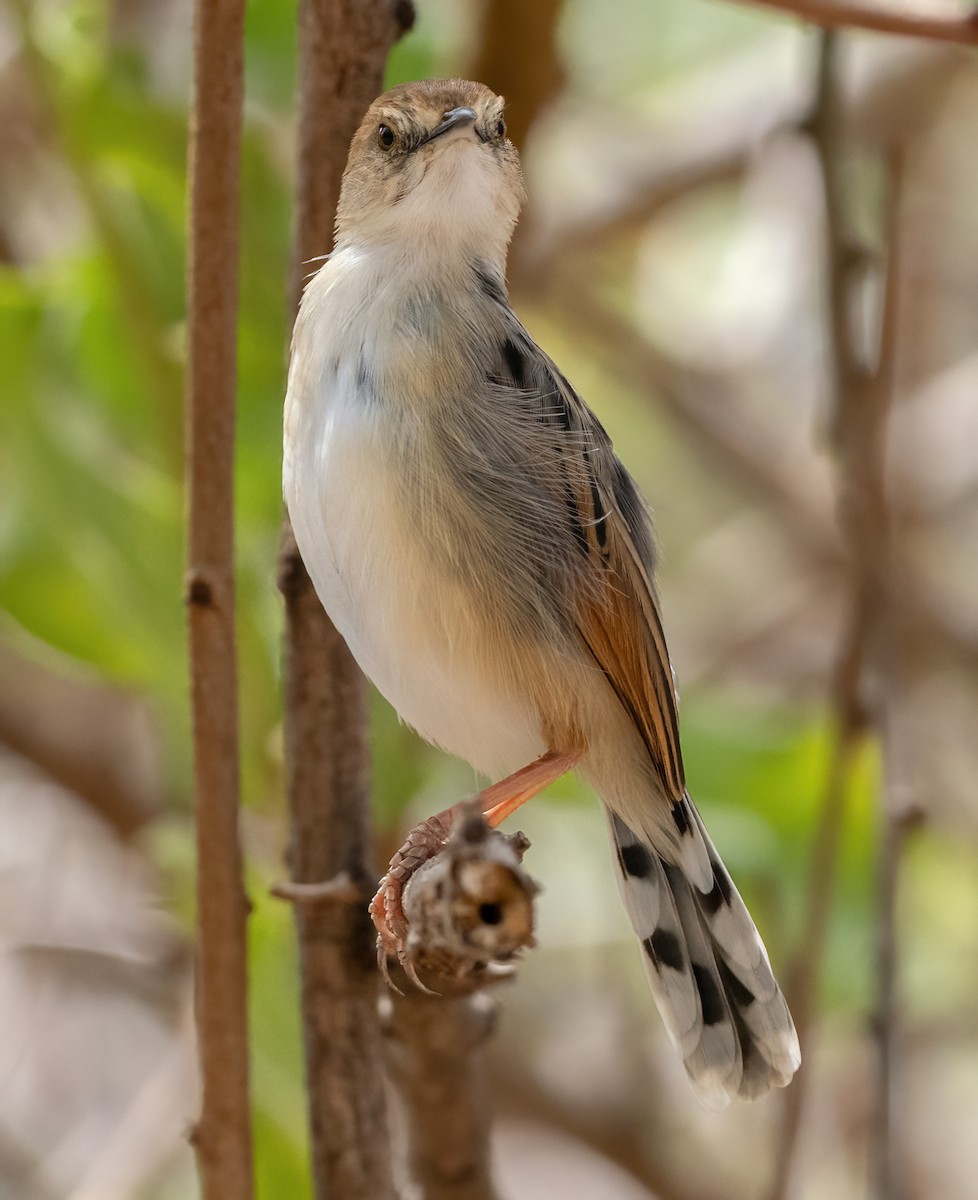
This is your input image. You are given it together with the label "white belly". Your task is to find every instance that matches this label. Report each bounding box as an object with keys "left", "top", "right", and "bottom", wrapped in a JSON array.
[{"left": 285, "top": 391, "right": 546, "bottom": 781}]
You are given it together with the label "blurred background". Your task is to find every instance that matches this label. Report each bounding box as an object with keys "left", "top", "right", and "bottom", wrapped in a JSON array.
[{"left": 1, "top": 0, "right": 977, "bottom": 1197}]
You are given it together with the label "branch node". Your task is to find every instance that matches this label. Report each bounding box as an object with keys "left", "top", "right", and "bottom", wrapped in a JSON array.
[{"left": 184, "top": 569, "right": 218, "bottom": 608}]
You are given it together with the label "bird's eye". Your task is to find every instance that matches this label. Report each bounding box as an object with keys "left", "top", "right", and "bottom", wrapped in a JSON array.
[
  {"left": 495, "top": 118, "right": 506, "bottom": 140},
  {"left": 377, "top": 124, "right": 395, "bottom": 150}
]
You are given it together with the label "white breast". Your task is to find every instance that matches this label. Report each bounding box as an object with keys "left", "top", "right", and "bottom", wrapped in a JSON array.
[{"left": 283, "top": 250, "right": 546, "bottom": 781}]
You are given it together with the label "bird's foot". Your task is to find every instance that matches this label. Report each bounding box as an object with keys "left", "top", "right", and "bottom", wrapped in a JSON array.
[
  {"left": 370, "top": 803, "right": 463, "bottom": 992},
  {"left": 371, "top": 751, "right": 579, "bottom": 991}
]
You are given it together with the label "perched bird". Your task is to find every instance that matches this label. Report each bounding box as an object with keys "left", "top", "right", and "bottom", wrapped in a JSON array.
[{"left": 283, "top": 78, "right": 800, "bottom": 1106}]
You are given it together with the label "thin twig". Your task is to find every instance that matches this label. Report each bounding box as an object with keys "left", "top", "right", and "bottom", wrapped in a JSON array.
[
  {"left": 867, "top": 146, "right": 909, "bottom": 1200},
  {"left": 729, "top": 0, "right": 978, "bottom": 44},
  {"left": 184, "top": 0, "right": 252, "bottom": 1195},
  {"left": 279, "top": 3, "right": 413, "bottom": 1198},
  {"left": 768, "top": 33, "right": 864, "bottom": 1198},
  {"left": 769, "top": 36, "right": 907, "bottom": 1200}
]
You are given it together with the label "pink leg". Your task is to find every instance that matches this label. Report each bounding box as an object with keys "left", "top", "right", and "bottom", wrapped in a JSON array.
[
  {"left": 371, "top": 749, "right": 580, "bottom": 976},
  {"left": 479, "top": 750, "right": 581, "bottom": 826}
]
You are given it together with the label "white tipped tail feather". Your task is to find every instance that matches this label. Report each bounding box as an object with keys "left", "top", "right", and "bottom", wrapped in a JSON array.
[{"left": 609, "top": 802, "right": 800, "bottom": 1108}]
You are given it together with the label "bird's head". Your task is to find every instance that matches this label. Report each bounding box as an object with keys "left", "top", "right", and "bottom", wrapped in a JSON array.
[{"left": 335, "top": 79, "right": 524, "bottom": 268}]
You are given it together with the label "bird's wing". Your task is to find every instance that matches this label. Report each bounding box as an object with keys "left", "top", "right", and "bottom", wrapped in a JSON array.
[{"left": 491, "top": 326, "right": 686, "bottom": 802}]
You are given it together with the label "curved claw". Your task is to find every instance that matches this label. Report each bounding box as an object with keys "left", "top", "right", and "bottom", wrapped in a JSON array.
[
  {"left": 377, "top": 939, "right": 404, "bottom": 996},
  {"left": 400, "top": 949, "right": 440, "bottom": 996}
]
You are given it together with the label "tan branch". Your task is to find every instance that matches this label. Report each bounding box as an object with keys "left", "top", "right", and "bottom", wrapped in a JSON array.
[
  {"left": 278, "top": 3, "right": 413, "bottom": 1199},
  {"left": 867, "top": 147, "right": 911, "bottom": 1200},
  {"left": 385, "top": 991, "right": 500, "bottom": 1200},
  {"left": 381, "top": 814, "right": 538, "bottom": 1200},
  {"left": 185, "top": 0, "right": 252, "bottom": 1195},
  {"left": 769, "top": 35, "right": 906, "bottom": 1200},
  {"left": 729, "top": 0, "right": 978, "bottom": 44}
]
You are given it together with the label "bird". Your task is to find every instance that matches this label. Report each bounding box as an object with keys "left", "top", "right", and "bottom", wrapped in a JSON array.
[{"left": 283, "top": 78, "right": 800, "bottom": 1107}]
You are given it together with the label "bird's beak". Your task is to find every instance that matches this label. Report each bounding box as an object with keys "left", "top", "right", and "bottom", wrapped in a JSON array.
[{"left": 419, "top": 107, "right": 478, "bottom": 147}]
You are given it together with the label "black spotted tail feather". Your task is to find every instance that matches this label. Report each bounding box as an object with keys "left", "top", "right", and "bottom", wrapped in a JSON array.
[{"left": 609, "top": 803, "right": 800, "bottom": 1108}]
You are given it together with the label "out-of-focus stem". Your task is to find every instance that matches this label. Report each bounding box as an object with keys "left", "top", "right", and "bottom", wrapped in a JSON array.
[
  {"left": 769, "top": 36, "right": 906, "bottom": 1200},
  {"left": 184, "top": 0, "right": 252, "bottom": 1194},
  {"left": 730, "top": 0, "right": 978, "bottom": 45},
  {"left": 278, "top": 3, "right": 413, "bottom": 1198}
]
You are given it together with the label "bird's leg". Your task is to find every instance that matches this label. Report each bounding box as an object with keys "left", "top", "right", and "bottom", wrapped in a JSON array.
[{"left": 371, "top": 749, "right": 580, "bottom": 977}]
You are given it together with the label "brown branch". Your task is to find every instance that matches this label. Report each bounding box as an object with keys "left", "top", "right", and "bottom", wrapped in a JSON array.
[
  {"left": 0, "top": 638, "right": 161, "bottom": 837},
  {"left": 469, "top": 0, "right": 565, "bottom": 152},
  {"left": 184, "top": 0, "right": 251, "bottom": 1195},
  {"left": 381, "top": 818, "right": 538, "bottom": 1200},
  {"left": 729, "top": 0, "right": 978, "bottom": 44},
  {"left": 469, "top": 0, "right": 567, "bottom": 270},
  {"left": 385, "top": 991, "right": 499, "bottom": 1200},
  {"left": 768, "top": 34, "right": 867, "bottom": 1197},
  {"left": 278, "top": 3, "right": 413, "bottom": 1199},
  {"left": 769, "top": 36, "right": 906, "bottom": 1200},
  {"left": 867, "top": 147, "right": 910, "bottom": 1200}
]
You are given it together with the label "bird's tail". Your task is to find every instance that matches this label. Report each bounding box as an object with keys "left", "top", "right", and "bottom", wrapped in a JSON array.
[{"left": 607, "top": 798, "right": 800, "bottom": 1108}]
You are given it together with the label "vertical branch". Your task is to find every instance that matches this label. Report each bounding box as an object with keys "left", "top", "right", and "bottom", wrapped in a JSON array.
[
  {"left": 184, "top": 0, "right": 252, "bottom": 1197},
  {"left": 868, "top": 149, "right": 908, "bottom": 1200},
  {"left": 468, "top": 0, "right": 565, "bottom": 151},
  {"left": 386, "top": 993, "right": 498, "bottom": 1200},
  {"left": 770, "top": 32, "right": 906, "bottom": 1199},
  {"left": 768, "top": 35, "right": 868, "bottom": 1198},
  {"left": 278, "top": 3, "right": 413, "bottom": 1199}
]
